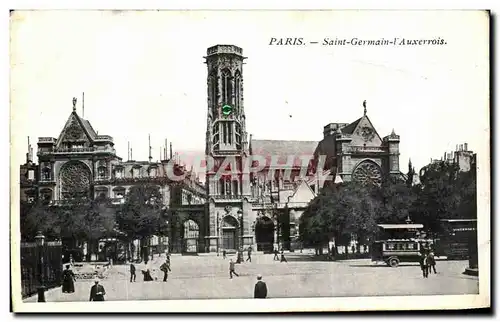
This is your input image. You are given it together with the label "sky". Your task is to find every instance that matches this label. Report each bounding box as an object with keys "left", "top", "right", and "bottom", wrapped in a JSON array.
[{"left": 10, "top": 10, "right": 489, "bottom": 174}]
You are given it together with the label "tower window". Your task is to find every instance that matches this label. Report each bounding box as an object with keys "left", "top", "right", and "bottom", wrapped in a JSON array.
[
  {"left": 221, "top": 69, "right": 232, "bottom": 105},
  {"left": 27, "top": 170, "right": 35, "bottom": 180}
]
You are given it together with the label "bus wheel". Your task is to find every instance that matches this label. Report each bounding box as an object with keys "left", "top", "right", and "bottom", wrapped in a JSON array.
[{"left": 388, "top": 257, "right": 400, "bottom": 267}]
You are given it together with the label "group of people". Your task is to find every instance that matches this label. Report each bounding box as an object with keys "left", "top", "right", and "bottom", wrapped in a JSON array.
[
  {"left": 419, "top": 248, "right": 437, "bottom": 278},
  {"left": 61, "top": 264, "right": 107, "bottom": 301},
  {"left": 129, "top": 253, "right": 172, "bottom": 282}
]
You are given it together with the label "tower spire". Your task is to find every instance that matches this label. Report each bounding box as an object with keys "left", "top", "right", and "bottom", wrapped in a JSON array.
[
  {"left": 127, "top": 141, "right": 130, "bottom": 161},
  {"left": 363, "top": 100, "right": 367, "bottom": 116},
  {"left": 72, "top": 97, "right": 77, "bottom": 112},
  {"left": 170, "top": 142, "right": 173, "bottom": 159},
  {"left": 82, "top": 92, "right": 85, "bottom": 118}
]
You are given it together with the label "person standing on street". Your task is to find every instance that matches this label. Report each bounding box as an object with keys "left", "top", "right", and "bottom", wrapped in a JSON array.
[
  {"left": 62, "top": 264, "right": 76, "bottom": 293},
  {"left": 160, "top": 259, "right": 171, "bottom": 282},
  {"left": 254, "top": 274, "right": 268, "bottom": 298},
  {"left": 280, "top": 247, "right": 288, "bottom": 263},
  {"left": 428, "top": 251, "right": 437, "bottom": 274},
  {"left": 246, "top": 247, "right": 252, "bottom": 262},
  {"left": 229, "top": 259, "right": 239, "bottom": 279},
  {"left": 130, "top": 262, "right": 136, "bottom": 282},
  {"left": 273, "top": 248, "right": 279, "bottom": 261},
  {"left": 89, "top": 278, "right": 106, "bottom": 301},
  {"left": 222, "top": 249, "right": 227, "bottom": 259}
]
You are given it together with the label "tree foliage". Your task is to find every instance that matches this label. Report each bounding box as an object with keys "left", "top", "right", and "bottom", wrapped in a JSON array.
[
  {"left": 300, "top": 159, "right": 477, "bottom": 248},
  {"left": 116, "top": 183, "right": 168, "bottom": 241}
]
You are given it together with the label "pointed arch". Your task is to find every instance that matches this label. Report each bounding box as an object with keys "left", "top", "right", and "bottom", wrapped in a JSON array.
[
  {"left": 208, "top": 70, "right": 218, "bottom": 114},
  {"left": 234, "top": 69, "right": 242, "bottom": 113},
  {"left": 221, "top": 68, "right": 232, "bottom": 105}
]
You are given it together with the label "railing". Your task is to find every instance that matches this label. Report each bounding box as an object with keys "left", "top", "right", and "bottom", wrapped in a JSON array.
[
  {"left": 38, "top": 137, "right": 56, "bottom": 143},
  {"left": 21, "top": 241, "right": 62, "bottom": 299},
  {"left": 211, "top": 195, "right": 242, "bottom": 201},
  {"left": 347, "top": 146, "right": 387, "bottom": 153}
]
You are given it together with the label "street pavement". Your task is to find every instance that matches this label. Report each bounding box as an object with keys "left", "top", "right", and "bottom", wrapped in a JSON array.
[{"left": 24, "top": 253, "right": 478, "bottom": 302}]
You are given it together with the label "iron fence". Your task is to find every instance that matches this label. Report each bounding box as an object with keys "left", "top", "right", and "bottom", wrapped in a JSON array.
[{"left": 21, "top": 241, "right": 62, "bottom": 299}]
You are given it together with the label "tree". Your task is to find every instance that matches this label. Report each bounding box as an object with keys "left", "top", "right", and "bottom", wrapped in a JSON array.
[
  {"left": 20, "top": 200, "right": 60, "bottom": 241},
  {"left": 116, "top": 184, "right": 168, "bottom": 261}
]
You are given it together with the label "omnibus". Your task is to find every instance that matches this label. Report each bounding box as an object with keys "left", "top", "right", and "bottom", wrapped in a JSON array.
[
  {"left": 371, "top": 238, "right": 433, "bottom": 267},
  {"left": 436, "top": 219, "right": 477, "bottom": 260}
]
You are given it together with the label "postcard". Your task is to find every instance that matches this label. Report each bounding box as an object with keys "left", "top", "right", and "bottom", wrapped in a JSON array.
[{"left": 10, "top": 9, "right": 490, "bottom": 312}]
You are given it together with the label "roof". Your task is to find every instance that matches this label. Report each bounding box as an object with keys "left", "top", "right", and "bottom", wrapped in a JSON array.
[
  {"left": 250, "top": 139, "right": 318, "bottom": 168},
  {"left": 81, "top": 118, "right": 97, "bottom": 139},
  {"left": 377, "top": 224, "right": 424, "bottom": 229},
  {"left": 340, "top": 118, "right": 362, "bottom": 134}
]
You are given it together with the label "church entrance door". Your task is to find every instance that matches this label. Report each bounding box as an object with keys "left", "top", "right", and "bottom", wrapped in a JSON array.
[
  {"left": 255, "top": 216, "right": 275, "bottom": 253},
  {"left": 222, "top": 229, "right": 236, "bottom": 251}
]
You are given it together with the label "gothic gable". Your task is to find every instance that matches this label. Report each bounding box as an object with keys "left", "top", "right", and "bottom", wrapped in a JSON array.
[
  {"left": 55, "top": 112, "right": 94, "bottom": 148},
  {"left": 289, "top": 180, "right": 315, "bottom": 203},
  {"left": 349, "top": 116, "right": 383, "bottom": 147}
]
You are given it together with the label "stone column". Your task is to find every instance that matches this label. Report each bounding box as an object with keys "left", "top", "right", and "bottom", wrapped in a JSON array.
[{"left": 273, "top": 219, "right": 279, "bottom": 251}]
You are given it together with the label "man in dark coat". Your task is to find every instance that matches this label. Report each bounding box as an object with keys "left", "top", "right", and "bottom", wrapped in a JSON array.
[
  {"left": 246, "top": 247, "right": 252, "bottom": 262},
  {"left": 89, "top": 278, "right": 106, "bottom": 301},
  {"left": 254, "top": 274, "right": 268, "bottom": 298},
  {"left": 273, "top": 248, "right": 279, "bottom": 261},
  {"left": 160, "top": 260, "right": 171, "bottom": 282}
]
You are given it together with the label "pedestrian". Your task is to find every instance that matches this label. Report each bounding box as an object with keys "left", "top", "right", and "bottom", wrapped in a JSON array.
[
  {"left": 419, "top": 252, "right": 429, "bottom": 278},
  {"left": 89, "top": 278, "right": 106, "bottom": 301},
  {"left": 222, "top": 249, "right": 227, "bottom": 259},
  {"left": 280, "top": 248, "right": 288, "bottom": 263},
  {"left": 273, "top": 248, "right": 279, "bottom": 261},
  {"left": 246, "top": 247, "right": 252, "bottom": 262},
  {"left": 254, "top": 274, "right": 268, "bottom": 298},
  {"left": 160, "top": 260, "right": 171, "bottom": 282},
  {"left": 129, "top": 262, "right": 136, "bottom": 282},
  {"left": 229, "top": 259, "right": 239, "bottom": 279},
  {"left": 428, "top": 251, "right": 437, "bottom": 274},
  {"left": 61, "top": 264, "right": 76, "bottom": 293},
  {"left": 142, "top": 269, "right": 154, "bottom": 281}
]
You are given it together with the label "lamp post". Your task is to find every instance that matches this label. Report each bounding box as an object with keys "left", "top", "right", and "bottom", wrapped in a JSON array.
[
  {"left": 238, "top": 210, "right": 243, "bottom": 250},
  {"left": 34, "top": 231, "right": 46, "bottom": 303},
  {"left": 216, "top": 212, "right": 220, "bottom": 256}
]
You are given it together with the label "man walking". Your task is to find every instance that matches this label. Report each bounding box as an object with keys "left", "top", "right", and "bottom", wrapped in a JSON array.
[
  {"left": 129, "top": 262, "right": 136, "bottom": 282},
  {"left": 229, "top": 259, "right": 239, "bottom": 279},
  {"left": 280, "top": 247, "right": 288, "bottom": 263},
  {"left": 273, "top": 248, "right": 279, "bottom": 261},
  {"left": 246, "top": 247, "right": 252, "bottom": 262},
  {"left": 160, "top": 259, "right": 171, "bottom": 282},
  {"left": 89, "top": 278, "right": 106, "bottom": 301},
  {"left": 428, "top": 250, "right": 437, "bottom": 274},
  {"left": 254, "top": 274, "right": 268, "bottom": 299},
  {"left": 222, "top": 249, "right": 227, "bottom": 259}
]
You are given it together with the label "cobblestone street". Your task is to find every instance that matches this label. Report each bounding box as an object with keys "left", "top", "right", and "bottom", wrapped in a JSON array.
[{"left": 24, "top": 254, "right": 478, "bottom": 302}]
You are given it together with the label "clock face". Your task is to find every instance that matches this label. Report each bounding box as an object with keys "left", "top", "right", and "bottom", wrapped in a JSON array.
[{"left": 222, "top": 104, "right": 233, "bottom": 116}]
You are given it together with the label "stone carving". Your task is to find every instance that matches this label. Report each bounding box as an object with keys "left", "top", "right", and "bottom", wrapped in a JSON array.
[
  {"left": 60, "top": 161, "right": 91, "bottom": 194},
  {"left": 65, "top": 119, "right": 84, "bottom": 141},
  {"left": 352, "top": 161, "right": 382, "bottom": 186},
  {"left": 358, "top": 126, "right": 375, "bottom": 142}
]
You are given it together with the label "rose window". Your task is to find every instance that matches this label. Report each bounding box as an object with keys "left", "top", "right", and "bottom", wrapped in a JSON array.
[
  {"left": 60, "top": 161, "right": 91, "bottom": 196},
  {"left": 352, "top": 161, "right": 382, "bottom": 186}
]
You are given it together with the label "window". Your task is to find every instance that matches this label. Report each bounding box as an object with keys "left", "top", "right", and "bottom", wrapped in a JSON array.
[
  {"left": 115, "top": 168, "right": 123, "bottom": 178},
  {"left": 97, "top": 166, "right": 106, "bottom": 179},
  {"left": 41, "top": 168, "right": 51, "bottom": 181},
  {"left": 221, "top": 69, "right": 232, "bottom": 105},
  {"left": 132, "top": 168, "right": 140, "bottom": 178},
  {"left": 27, "top": 170, "right": 35, "bottom": 180},
  {"left": 149, "top": 168, "right": 157, "bottom": 177}
]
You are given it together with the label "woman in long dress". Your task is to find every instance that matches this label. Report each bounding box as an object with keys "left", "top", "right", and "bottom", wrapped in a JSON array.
[{"left": 62, "top": 264, "right": 76, "bottom": 293}]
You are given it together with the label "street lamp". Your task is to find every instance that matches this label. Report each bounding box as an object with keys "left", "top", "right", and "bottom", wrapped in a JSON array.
[
  {"left": 34, "top": 231, "right": 46, "bottom": 303},
  {"left": 237, "top": 210, "right": 243, "bottom": 250}
]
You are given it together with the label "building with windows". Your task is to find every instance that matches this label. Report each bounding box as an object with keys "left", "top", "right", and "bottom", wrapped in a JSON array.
[{"left": 20, "top": 44, "right": 404, "bottom": 255}]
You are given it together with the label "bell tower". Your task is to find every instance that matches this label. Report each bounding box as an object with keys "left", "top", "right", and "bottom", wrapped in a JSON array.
[
  {"left": 205, "top": 45, "right": 248, "bottom": 155},
  {"left": 204, "top": 45, "right": 252, "bottom": 253}
]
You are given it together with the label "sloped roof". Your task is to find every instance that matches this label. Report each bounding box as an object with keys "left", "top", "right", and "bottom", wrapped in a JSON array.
[
  {"left": 341, "top": 117, "right": 362, "bottom": 134},
  {"left": 81, "top": 119, "right": 97, "bottom": 139},
  {"left": 250, "top": 139, "right": 318, "bottom": 167}
]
